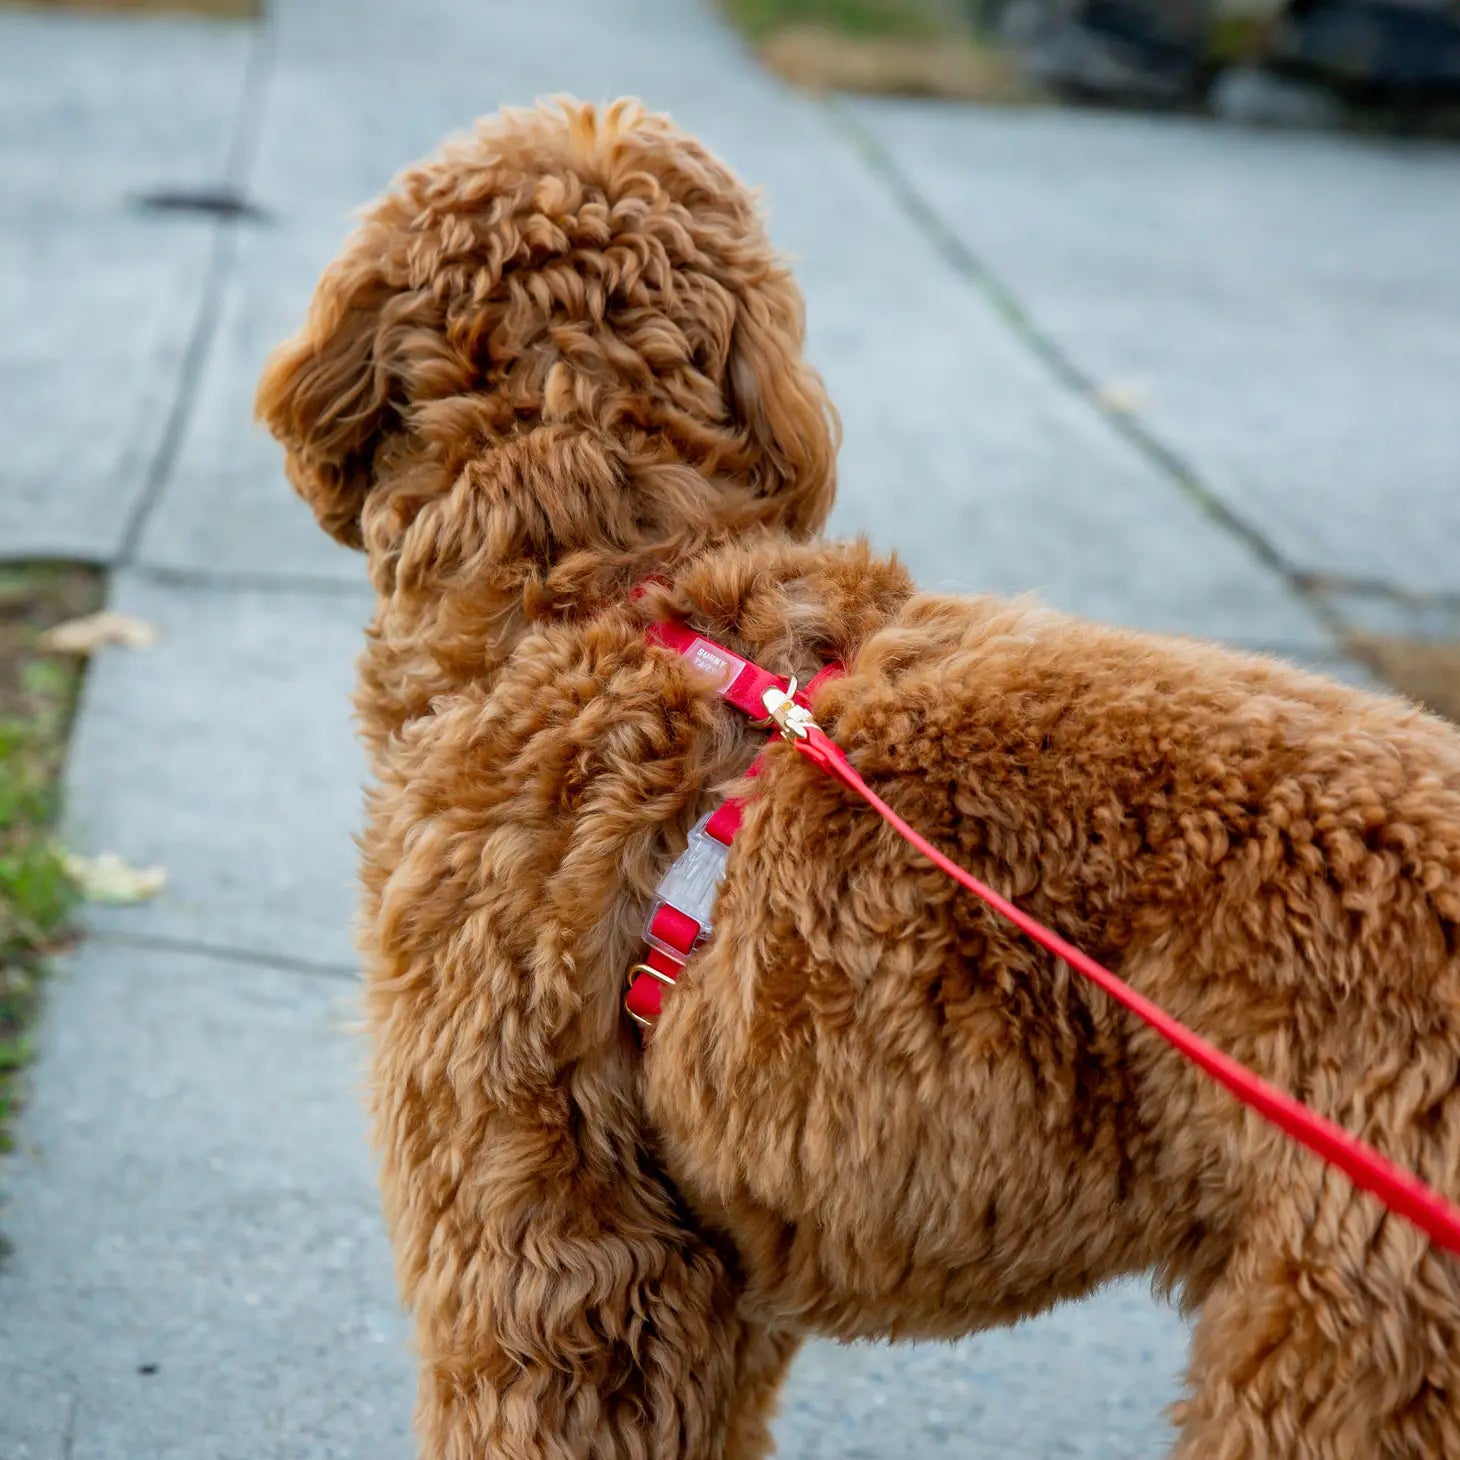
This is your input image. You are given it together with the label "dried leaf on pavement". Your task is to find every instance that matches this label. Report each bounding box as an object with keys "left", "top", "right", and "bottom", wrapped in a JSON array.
[
  {"left": 62, "top": 852, "right": 167, "bottom": 905},
  {"left": 38, "top": 611, "right": 158, "bottom": 655}
]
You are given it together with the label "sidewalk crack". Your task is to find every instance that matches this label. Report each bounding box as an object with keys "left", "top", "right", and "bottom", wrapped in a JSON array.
[
  {"left": 62, "top": 1394, "right": 79, "bottom": 1460},
  {"left": 1297, "top": 572, "right": 1460, "bottom": 612},
  {"left": 135, "top": 562, "right": 375, "bottom": 599},
  {"left": 87, "top": 929, "right": 359, "bottom": 982},
  {"left": 116, "top": 18, "right": 277, "bottom": 566}
]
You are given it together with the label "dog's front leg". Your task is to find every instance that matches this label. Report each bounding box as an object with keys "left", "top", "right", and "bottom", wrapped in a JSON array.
[
  {"left": 361, "top": 864, "right": 797, "bottom": 1456},
  {"left": 340, "top": 803, "right": 809, "bottom": 1459},
  {"left": 370, "top": 1028, "right": 797, "bottom": 1460},
  {"left": 355, "top": 685, "right": 807, "bottom": 1458}
]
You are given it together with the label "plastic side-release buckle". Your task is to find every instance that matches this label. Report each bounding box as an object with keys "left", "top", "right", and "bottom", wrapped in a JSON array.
[{"left": 645, "top": 811, "right": 730, "bottom": 949}]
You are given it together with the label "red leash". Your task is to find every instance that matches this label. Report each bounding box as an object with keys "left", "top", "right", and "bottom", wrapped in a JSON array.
[{"left": 639, "top": 618, "right": 1460, "bottom": 1259}]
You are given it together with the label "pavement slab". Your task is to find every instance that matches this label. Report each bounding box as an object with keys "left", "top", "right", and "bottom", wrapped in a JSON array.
[
  {"left": 845, "top": 99, "right": 1460, "bottom": 598},
  {"left": 0, "top": 943, "right": 412, "bottom": 1460},
  {"left": 61, "top": 569, "right": 370, "bottom": 971},
  {"left": 0, "top": 10, "right": 253, "bottom": 562},
  {"left": 0, "top": 10, "right": 252, "bottom": 214},
  {"left": 2, "top": 213, "right": 217, "bottom": 561},
  {"left": 132, "top": 223, "right": 378, "bottom": 583}
]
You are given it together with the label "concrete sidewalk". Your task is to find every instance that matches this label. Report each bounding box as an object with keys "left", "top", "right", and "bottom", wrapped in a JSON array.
[{"left": 2, "top": 1, "right": 1456, "bottom": 1455}]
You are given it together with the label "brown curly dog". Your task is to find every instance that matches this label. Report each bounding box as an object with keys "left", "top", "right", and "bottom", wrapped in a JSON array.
[{"left": 257, "top": 99, "right": 1460, "bottom": 1460}]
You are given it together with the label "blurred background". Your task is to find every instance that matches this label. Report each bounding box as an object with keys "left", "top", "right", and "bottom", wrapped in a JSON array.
[{"left": 1, "top": 0, "right": 1457, "bottom": 1455}]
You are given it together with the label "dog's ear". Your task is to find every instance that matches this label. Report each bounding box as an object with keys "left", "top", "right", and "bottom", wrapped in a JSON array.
[
  {"left": 255, "top": 231, "right": 413, "bottom": 549},
  {"left": 725, "top": 274, "right": 839, "bottom": 541}
]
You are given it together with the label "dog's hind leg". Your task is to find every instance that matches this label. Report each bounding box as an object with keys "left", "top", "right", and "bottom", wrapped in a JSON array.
[
  {"left": 1172, "top": 1184, "right": 1460, "bottom": 1460},
  {"left": 723, "top": 1324, "right": 802, "bottom": 1460}
]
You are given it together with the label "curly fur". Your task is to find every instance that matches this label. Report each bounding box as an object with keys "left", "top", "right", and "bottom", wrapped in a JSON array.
[{"left": 258, "top": 98, "right": 1460, "bottom": 1459}]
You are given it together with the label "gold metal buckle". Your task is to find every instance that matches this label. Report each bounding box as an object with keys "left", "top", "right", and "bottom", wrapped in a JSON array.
[
  {"left": 628, "top": 961, "right": 679, "bottom": 989},
  {"left": 748, "top": 675, "right": 798, "bottom": 730},
  {"left": 760, "top": 683, "right": 817, "bottom": 742},
  {"left": 624, "top": 961, "right": 680, "bottom": 1030}
]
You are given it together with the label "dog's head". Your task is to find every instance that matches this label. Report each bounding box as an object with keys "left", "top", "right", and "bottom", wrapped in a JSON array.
[{"left": 256, "top": 98, "right": 837, "bottom": 579}]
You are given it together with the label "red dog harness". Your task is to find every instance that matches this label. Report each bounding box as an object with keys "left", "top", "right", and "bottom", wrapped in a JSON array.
[
  {"left": 633, "top": 618, "right": 1460, "bottom": 1259},
  {"left": 624, "top": 621, "right": 842, "bottom": 1027}
]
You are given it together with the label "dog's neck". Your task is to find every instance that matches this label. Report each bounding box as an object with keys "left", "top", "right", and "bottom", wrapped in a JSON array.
[
  {"left": 365, "top": 420, "right": 824, "bottom": 625},
  {"left": 355, "top": 424, "right": 824, "bottom": 749}
]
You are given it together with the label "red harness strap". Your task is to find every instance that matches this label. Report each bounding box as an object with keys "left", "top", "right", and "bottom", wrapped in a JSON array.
[
  {"left": 644, "top": 620, "right": 806, "bottom": 722},
  {"left": 636, "top": 619, "right": 1460, "bottom": 1259},
  {"left": 624, "top": 647, "right": 842, "bottom": 1027}
]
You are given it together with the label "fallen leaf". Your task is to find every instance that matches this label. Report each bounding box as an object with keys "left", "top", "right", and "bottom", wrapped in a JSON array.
[
  {"left": 62, "top": 852, "right": 167, "bottom": 905},
  {"left": 39, "top": 610, "right": 158, "bottom": 655},
  {"left": 1092, "top": 379, "right": 1151, "bottom": 416}
]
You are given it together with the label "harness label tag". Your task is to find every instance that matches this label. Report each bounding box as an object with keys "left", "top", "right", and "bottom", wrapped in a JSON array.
[{"left": 685, "top": 637, "right": 745, "bottom": 695}]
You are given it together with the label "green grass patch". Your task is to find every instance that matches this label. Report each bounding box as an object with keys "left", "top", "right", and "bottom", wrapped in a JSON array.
[
  {"left": 721, "top": 0, "right": 957, "bottom": 43},
  {"left": 0, "top": 563, "right": 104, "bottom": 1154}
]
